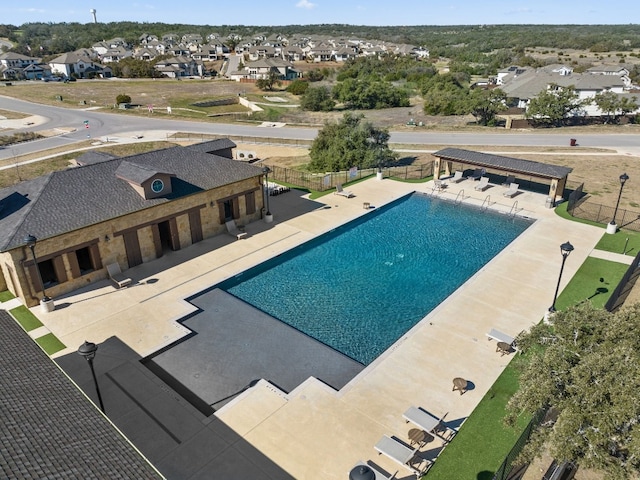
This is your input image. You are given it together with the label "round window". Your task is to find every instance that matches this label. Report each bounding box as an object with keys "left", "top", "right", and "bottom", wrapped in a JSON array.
[{"left": 151, "top": 179, "right": 164, "bottom": 193}]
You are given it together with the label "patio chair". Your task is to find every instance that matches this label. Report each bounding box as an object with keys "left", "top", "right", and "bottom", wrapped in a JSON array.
[
  {"left": 450, "top": 170, "right": 464, "bottom": 183},
  {"left": 335, "top": 183, "right": 354, "bottom": 198},
  {"left": 502, "top": 175, "right": 516, "bottom": 187},
  {"left": 374, "top": 435, "right": 429, "bottom": 477},
  {"left": 503, "top": 183, "right": 520, "bottom": 198},
  {"left": 226, "top": 219, "right": 248, "bottom": 240},
  {"left": 106, "top": 263, "right": 132, "bottom": 288},
  {"left": 474, "top": 176, "right": 490, "bottom": 191},
  {"left": 468, "top": 168, "right": 484, "bottom": 181},
  {"left": 351, "top": 462, "right": 398, "bottom": 480},
  {"left": 403, "top": 406, "right": 444, "bottom": 434},
  {"left": 486, "top": 328, "right": 515, "bottom": 346},
  {"left": 433, "top": 179, "right": 447, "bottom": 191}
]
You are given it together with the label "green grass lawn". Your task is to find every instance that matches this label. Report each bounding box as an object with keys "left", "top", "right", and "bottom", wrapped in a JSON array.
[
  {"left": 426, "top": 355, "right": 531, "bottom": 480},
  {"left": 0, "top": 290, "right": 15, "bottom": 302},
  {"left": 425, "top": 255, "right": 627, "bottom": 478},
  {"left": 10, "top": 305, "right": 43, "bottom": 331},
  {"left": 555, "top": 256, "right": 629, "bottom": 310},
  {"left": 594, "top": 229, "right": 640, "bottom": 256},
  {"left": 35, "top": 333, "right": 66, "bottom": 355}
]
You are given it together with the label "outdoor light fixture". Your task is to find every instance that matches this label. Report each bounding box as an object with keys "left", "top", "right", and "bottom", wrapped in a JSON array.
[
  {"left": 549, "top": 241, "right": 574, "bottom": 313},
  {"left": 24, "top": 234, "right": 50, "bottom": 302},
  {"left": 349, "top": 465, "right": 376, "bottom": 480},
  {"left": 77, "top": 341, "right": 105, "bottom": 413},
  {"left": 609, "top": 172, "right": 629, "bottom": 232},
  {"left": 262, "top": 166, "right": 273, "bottom": 222}
]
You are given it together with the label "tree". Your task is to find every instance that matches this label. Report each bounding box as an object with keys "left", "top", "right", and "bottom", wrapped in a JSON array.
[
  {"left": 286, "top": 79, "right": 309, "bottom": 95},
  {"left": 308, "top": 113, "right": 397, "bottom": 172},
  {"left": 115, "top": 94, "right": 131, "bottom": 104},
  {"left": 466, "top": 88, "right": 507, "bottom": 126},
  {"left": 506, "top": 302, "right": 640, "bottom": 479},
  {"left": 332, "top": 77, "right": 409, "bottom": 110},
  {"left": 300, "top": 86, "right": 335, "bottom": 112},
  {"left": 594, "top": 91, "right": 620, "bottom": 123},
  {"left": 255, "top": 70, "right": 281, "bottom": 91},
  {"left": 526, "top": 84, "right": 584, "bottom": 127}
]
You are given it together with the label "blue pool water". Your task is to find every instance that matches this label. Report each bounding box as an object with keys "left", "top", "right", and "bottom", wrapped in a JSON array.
[{"left": 218, "top": 193, "right": 532, "bottom": 365}]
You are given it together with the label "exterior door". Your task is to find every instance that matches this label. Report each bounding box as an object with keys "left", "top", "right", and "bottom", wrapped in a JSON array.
[{"left": 123, "top": 231, "right": 143, "bottom": 268}]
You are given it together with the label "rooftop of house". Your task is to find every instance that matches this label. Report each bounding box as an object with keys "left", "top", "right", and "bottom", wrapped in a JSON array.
[
  {"left": 0, "top": 310, "right": 163, "bottom": 479},
  {"left": 0, "top": 141, "right": 262, "bottom": 252}
]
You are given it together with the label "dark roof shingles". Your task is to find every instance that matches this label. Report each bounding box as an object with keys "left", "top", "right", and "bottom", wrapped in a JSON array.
[
  {"left": 0, "top": 144, "right": 262, "bottom": 251},
  {"left": 434, "top": 148, "right": 572, "bottom": 179},
  {"left": 0, "top": 310, "right": 163, "bottom": 479}
]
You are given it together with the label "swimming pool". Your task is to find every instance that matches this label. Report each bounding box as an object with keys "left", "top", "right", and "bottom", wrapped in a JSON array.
[{"left": 218, "top": 193, "right": 533, "bottom": 364}]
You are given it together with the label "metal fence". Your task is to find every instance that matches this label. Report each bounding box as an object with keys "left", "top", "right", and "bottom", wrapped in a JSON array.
[
  {"left": 567, "top": 185, "right": 640, "bottom": 232},
  {"left": 604, "top": 250, "right": 640, "bottom": 312},
  {"left": 266, "top": 163, "right": 434, "bottom": 192},
  {"left": 492, "top": 408, "right": 547, "bottom": 480}
]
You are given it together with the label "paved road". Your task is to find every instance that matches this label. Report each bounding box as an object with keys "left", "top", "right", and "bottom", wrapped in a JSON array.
[{"left": 2, "top": 95, "right": 640, "bottom": 161}]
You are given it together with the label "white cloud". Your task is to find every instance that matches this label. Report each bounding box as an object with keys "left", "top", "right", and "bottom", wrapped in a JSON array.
[{"left": 296, "top": 0, "right": 317, "bottom": 9}]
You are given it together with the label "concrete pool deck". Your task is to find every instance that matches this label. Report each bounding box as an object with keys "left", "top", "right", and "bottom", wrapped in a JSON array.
[{"left": 34, "top": 177, "right": 606, "bottom": 479}]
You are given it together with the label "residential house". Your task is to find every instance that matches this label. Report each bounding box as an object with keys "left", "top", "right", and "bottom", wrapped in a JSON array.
[
  {"left": 281, "top": 46, "right": 305, "bottom": 62},
  {"left": 0, "top": 52, "right": 41, "bottom": 79},
  {"left": 154, "top": 56, "right": 204, "bottom": 78},
  {"left": 334, "top": 46, "right": 358, "bottom": 62},
  {"left": 49, "top": 52, "right": 106, "bottom": 78},
  {"left": 101, "top": 46, "right": 132, "bottom": 63},
  {"left": 308, "top": 44, "right": 333, "bottom": 62},
  {"left": 229, "top": 58, "right": 299, "bottom": 82},
  {"left": 248, "top": 45, "right": 277, "bottom": 61},
  {"left": 0, "top": 139, "right": 267, "bottom": 308}
]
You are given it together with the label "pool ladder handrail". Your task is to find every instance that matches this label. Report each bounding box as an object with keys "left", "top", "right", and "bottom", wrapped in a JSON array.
[
  {"left": 454, "top": 189, "right": 465, "bottom": 205},
  {"left": 481, "top": 194, "right": 491, "bottom": 211},
  {"left": 509, "top": 200, "right": 519, "bottom": 217}
]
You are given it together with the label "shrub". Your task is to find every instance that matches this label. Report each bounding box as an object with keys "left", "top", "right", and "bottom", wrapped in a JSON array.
[{"left": 116, "top": 93, "right": 131, "bottom": 104}]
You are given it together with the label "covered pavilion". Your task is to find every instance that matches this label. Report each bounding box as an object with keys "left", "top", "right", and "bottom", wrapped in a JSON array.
[{"left": 433, "top": 148, "right": 573, "bottom": 203}]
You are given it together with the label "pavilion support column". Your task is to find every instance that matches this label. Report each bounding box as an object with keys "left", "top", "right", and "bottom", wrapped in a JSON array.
[
  {"left": 433, "top": 157, "right": 442, "bottom": 179},
  {"left": 549, "top": 179, "right": 559, "bottom": 201},
  {"left": 444, "top": 161, "right": 452, "bottom": 177}
]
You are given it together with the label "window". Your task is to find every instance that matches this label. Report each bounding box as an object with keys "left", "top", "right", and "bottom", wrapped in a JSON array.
[
  {"left": 75, "top": 247, "right": 95, "bottom": 275},
  {"left": 151, "top": 179, "right": 164, "bottom": 193},
  {"left": 38, "top": 259, "right": 60, "bottom": 287}
]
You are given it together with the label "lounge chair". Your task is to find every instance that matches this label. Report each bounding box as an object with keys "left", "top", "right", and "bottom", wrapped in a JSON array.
[
  {"left": 502, "top": 175, "right": 516, "bottom": 187},
  {"left": 351, "top": 462, "right": 398, "bottom": 480},
  {"left": 403, "top": 406, "right": 444, "bottom": 434},
  {"left": 106, "top": 263, "right": 132, "bottom": 288},
  {"left": 486, "top": 328, "right": 515, "bottom": 346},
  {"left": 503, "top": 183, "right": 520, "bottom": 198},
  {"left": 474, "top": 176, "right": 490, "bottom": 191},
  {"left": 468, "top": 168, "right": 484, "bottom": 181},
  {"left": 433, "top": 179, "right": 447, "bottom": 191},
  {"left": 226, "top": 219, "right": 248, "bottom": 240},
  {"left": 335, "top": 183, "right": 354, "bottom": 198},
  {"left": 450, "top": 170, "right": 464, "bottom": 183},
  {"left": 374, "top": 435, "right": 428, "bottom": 477}
]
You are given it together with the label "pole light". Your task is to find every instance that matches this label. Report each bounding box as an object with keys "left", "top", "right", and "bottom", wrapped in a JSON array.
[
  {"left": 24, "top": 234, "right": 50, "bottom": 302},
  {"left": 549, "top": 241, "right": 574, "bottom": 313},
  {"left": 262, "top": 166, "right": 272, "bottom": 217},
  {"left": 610, "top": 172, "right": 629, "bottom": 228},
  {"left": 77, "top": 341, "right": 105, "bottom": 413}
]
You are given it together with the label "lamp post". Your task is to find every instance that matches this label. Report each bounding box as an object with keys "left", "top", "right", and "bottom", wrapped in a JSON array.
[
  {"left": 262, "top": 166, "right": 273, "bottom": 223},
  {"left": 77, "top": 341, "right": 105, "bottom": 413},
  {"left": 549, "top": 241, "right": 574, "bottom": 313},
  {"left": 24, "top": 234, "right": 50, "bottom": 303},
  {"left": 607, "top": 173, "right": 629, "bottom": 234}
]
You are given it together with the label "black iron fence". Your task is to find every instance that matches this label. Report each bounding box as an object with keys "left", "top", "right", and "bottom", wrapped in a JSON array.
[
  {"left": 604, "top": 250, "right": 640, "bottom": 312},
  {"left": 492, "top": 408, "right": 547, "bottom": 480},
  {"left": 265, "top": 163, "right": 434, "bottom": 192},
  {"left": 567, "top": 184, "right": 640, "bottom": 232}
]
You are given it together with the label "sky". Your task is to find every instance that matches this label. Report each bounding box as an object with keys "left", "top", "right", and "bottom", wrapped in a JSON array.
[{"left": 2, "top": 1, "right": 638, "bottom": 27}]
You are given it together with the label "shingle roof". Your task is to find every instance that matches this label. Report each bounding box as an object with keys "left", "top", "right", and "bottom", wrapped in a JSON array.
[
  {"left": 0, "top": 144, "right": 262, "bottom": 251},
  {"left": 0, "top": 309, "right": 163, "bottom": 479},
  {"left": 184, "top": 138, "right": 236, "bottom": 154},
  {"left": 433, "top": 148, "right": 573, "bottom": 179}
]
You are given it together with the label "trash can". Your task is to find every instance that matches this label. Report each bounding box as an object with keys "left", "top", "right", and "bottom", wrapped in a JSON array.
[
  {"left": 545, "top": 197, "right": 554, "bottom": 209},
  {"left": 570, "top": 138, "right": 577, "bottom": 146}
]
